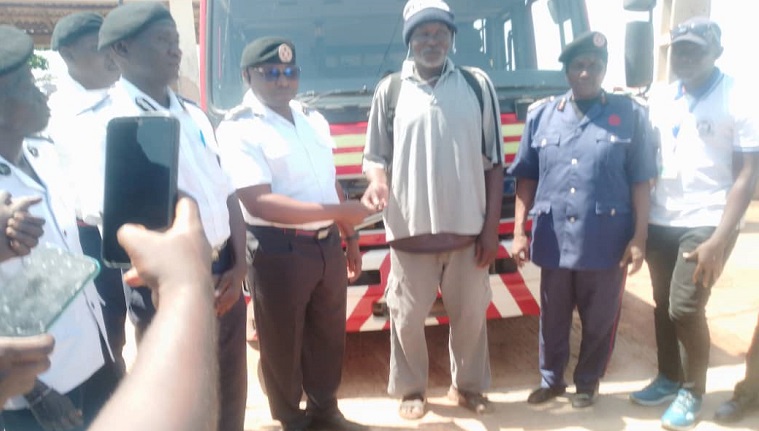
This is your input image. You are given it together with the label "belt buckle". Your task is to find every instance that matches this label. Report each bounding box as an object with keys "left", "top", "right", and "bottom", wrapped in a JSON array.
[
  {"left": 316, "top": 227, "right": 330, "bottom": 240},
  {"left": 211, "top": 241, "right": 226, "bottom": 262}
]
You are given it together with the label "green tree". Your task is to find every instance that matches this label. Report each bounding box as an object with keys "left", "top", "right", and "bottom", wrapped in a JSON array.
[{"left": 28, "top": 53, "right": 49, "bottom": 71}]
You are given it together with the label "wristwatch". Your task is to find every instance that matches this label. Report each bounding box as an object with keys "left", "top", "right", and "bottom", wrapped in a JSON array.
[{"left": 345, "top": 232, "right": 360, "bottom": 242}]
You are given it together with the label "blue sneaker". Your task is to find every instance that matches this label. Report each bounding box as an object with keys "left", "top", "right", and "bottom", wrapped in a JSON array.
[
  {"left": 661, "top": 389, "right": 702, "bottom": 431},
  {"left": 629, "top": 374, "right": 680, "bottom": 406}
]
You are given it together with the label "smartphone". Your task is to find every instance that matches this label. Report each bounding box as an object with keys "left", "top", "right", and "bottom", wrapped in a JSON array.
[
  {"left": 101, "top": 114, "right": 179, "bottom": 268},
  {"left": 0, "top": 244, "right": 99, "bottom": 336}
]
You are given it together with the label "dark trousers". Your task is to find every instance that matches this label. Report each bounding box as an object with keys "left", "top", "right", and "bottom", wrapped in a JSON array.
[
  {"left": 249, "top": 225, "right": 347, "bottom": 428},
  {"left": 538, "top": 266, "right": 626, "bottom": 393},
  {"left": 646, "top": 224, "right": 738, "bottom": 395},
  {"left": 125, "top": 244, "right": 248, "bottom": 431},
  {"left": 2, "top": 339, "right": 121, "bottom": 431},
  {"left": 735, "top": 313, "right": 759, "bottom": 397},
  {"left": 77, "top": 224, "right": 127, "bottom": 375}
]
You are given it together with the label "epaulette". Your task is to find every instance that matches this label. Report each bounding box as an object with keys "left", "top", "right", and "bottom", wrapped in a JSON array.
[
  {"left": 610, "top": 87, "right": 649, "bottom": 107},
  {"left": 27, "top": 132, "right": 54, "bottom": 144},
  {"left": 224, "top": 105, "right": 253, "bottom": 121},
  {"left": 179, "top": 95, "right": 200, "bottom": 108},
  {"left": 527, "top": 96, "right": 554, "bottom": 113},
  {"left": 89, "top": 94, "right": 111, "bottom": 113}
]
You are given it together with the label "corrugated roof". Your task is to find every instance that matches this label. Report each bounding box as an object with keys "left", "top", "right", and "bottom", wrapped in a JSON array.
[{"left": 0, "top": 0, "right": 199, "bottom": 46}]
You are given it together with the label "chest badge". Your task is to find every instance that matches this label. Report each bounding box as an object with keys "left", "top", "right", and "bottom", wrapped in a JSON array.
[
  {"left": 696, "top": 120, "right": 714, "bottom": 137},
  {"left": 608, "top": 114, "right": 621, "bottom": 127},
  {"left": 0, "top": 163, "right": 9, "bottom": 176}
]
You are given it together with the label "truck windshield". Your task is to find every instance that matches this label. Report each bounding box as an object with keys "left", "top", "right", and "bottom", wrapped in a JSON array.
[{"left": 206, "top": 0, "right": 589, "bottom": 115}]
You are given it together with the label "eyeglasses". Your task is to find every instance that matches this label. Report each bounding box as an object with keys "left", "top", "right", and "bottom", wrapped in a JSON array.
[
  {"left": 670, "top": 22, "right": 721, "bottom": 44},
  {"left": 251, "top": 66, "right": 301, "bottom": 81}
]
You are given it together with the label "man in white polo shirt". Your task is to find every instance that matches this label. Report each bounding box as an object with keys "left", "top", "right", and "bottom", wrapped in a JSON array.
[{"left": 629, "top": 17, "right": 759, "bottom": 431}]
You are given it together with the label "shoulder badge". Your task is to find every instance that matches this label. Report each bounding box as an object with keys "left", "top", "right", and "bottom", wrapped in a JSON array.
[
  {"left": 527, "top": 96, "right": 554, "bottom": 113},
  {"left": 179, "top": 96, "right": 200, "bottom": 109},
  {"left": 224, "top": 105, "right": 253, "bottom": 121},
  {"left": 89, "top": 94, "right": 111, "bottom": 113}
]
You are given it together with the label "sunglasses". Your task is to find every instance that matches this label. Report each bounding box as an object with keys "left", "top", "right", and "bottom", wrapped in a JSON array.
[
  {"left": 670, "top": 22, "right": 720, "bottom": 44},
  {"left": 251, "top": 66, "right": 301, "bottom": 81}
]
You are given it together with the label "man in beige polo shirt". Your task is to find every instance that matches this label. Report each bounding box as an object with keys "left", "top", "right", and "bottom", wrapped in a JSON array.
[{"left": 362, "top": 0, "right": 503, "bottom": 420}]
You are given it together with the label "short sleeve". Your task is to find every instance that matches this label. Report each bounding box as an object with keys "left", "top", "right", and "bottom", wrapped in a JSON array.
[
  {"left": 363, "top": 76, "right": 394, "bottom": 172},
  {"left": 730, "top": 80, "right": 759, "bottom": 152},
  {"left": 216, "top": 120, "right": 273, "bottom": 190},
  {"left": 471, "top": 68, "right": 503, "bottom": 166},
  {"left": 507, "top": 109, "right": 541, "bottom": 180},
  {"left": 626, "top": 103, "right": 659, "bottom": 183}
]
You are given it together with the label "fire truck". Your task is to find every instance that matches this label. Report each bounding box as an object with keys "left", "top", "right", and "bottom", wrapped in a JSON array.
[{"left": 189, "top": 0, "right": 657, "bottom": 332}]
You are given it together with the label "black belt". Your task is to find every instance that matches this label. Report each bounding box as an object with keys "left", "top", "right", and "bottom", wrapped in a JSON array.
[{"left": 247, "top": 224, "right": 335, "bottom": 241}]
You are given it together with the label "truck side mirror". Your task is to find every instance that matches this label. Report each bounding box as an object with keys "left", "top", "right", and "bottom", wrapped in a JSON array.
[
  {"left": 623, "top": 0, "right": 656, "bottom": 12},
  {"left": 547, "top": 0, "right": 569, "bottom": 24},
  {"left": 625, "top": 20, "right": 654, "bottom": 88}
]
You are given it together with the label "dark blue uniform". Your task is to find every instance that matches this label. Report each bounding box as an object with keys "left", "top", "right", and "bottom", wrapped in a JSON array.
[{"left": 509, "top": 90, "right": 657, "bottom": 392}]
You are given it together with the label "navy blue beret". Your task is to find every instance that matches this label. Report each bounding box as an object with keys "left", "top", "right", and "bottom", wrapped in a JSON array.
[{"left": 559, "top": 31, "right": 608, "bottom": 65}]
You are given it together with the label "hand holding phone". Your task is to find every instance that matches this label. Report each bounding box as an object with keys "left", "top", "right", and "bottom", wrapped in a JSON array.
[{"left": 102, "top": 115, "right": 180, "bottom": 268}]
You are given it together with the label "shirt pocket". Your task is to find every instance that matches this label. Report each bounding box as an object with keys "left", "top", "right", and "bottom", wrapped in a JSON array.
[
  {"left": 260, "top": 135, "right": 307, "bottom": 184},
  {"left": 596, "top": 131, "right": 632, "bottom": 170},
  {"left": 530, "top": 133, "right": 561, "bottom": 174}
]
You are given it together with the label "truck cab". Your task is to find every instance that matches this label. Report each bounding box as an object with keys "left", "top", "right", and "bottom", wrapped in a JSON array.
[{"left": 200, "top": 0, "right": 592, "bottom": 331}]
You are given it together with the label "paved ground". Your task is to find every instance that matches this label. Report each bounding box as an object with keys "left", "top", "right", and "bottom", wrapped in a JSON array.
[
  {"left": 239, "top": 201, "right": 759, "bottom": 431},
  {"left": 124, "top": 204, "right": 759, "bottom": 430}
]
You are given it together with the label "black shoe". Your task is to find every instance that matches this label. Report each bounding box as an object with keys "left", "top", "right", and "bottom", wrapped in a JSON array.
[
  {"left": 308, "top": 412, "right": 368, "bottom": 431},
  {"left": 714, "top": 394, "right": 758, "bottom": 423},
  {"left": 571, "top": 390, "right": 598, "bottom": 408},
  {"left": 527, "top": 386, "right": 566, "bottom": 404},
  {"left": 448, "top": 386, "right": 492, "bottom": 414}
]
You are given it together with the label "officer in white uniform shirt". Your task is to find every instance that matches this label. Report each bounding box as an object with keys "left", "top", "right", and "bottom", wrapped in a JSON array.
[
  {"left": 0, "top": 25, "right": 111, "bottom": 431},
  {"left": 46, "top": 11, "right": 127, "bottom": 382},
  {"left": 216, "top": 37, "right": 373, "bottom": 431},
  {"left": 67, "top": 4, "right": 248, "bottom": 431}
]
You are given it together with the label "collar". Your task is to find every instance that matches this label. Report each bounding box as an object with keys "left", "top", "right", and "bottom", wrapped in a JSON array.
[
  {"left": 242, "top": 89, "right": 304, "bottom": 119},
  {"left": 400, "top": 57, "right": 455, "bottom": 81},
  {"left": 557, "top": 89, "right": 607, "bottom": 112},
  {"left": 55, "top": 74, "right": 111, "bottom": 115},
  {"left": 675, "top": 67, "right": 722, "bottom": 100},
  {"left": 117, "top": 77, "right": 184, "bottom": 114},
  {"left": 0, "top": 143, "right": 45, "bottom": 192}
]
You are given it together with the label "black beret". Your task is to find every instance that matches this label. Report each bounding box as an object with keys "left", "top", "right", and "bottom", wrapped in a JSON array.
[
  {"left": 51, "top": 12, "right": 103, "bottom": 50},
  {"left": 98, "top": 2, "right": 174, "bottom": 50},
  {"left": 240, "top": 37, "right": 296, "bottom": 68},
  {"left": 0, "top": 25, "right": 34, "bottom": 77},
  {"left": 558, "top": 31, "right": 608, "bottom": 65}
]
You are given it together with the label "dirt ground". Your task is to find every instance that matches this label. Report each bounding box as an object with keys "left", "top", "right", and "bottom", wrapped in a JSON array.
[{"left": 236, "top": 201, "right": 759, "bottom": 431}]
